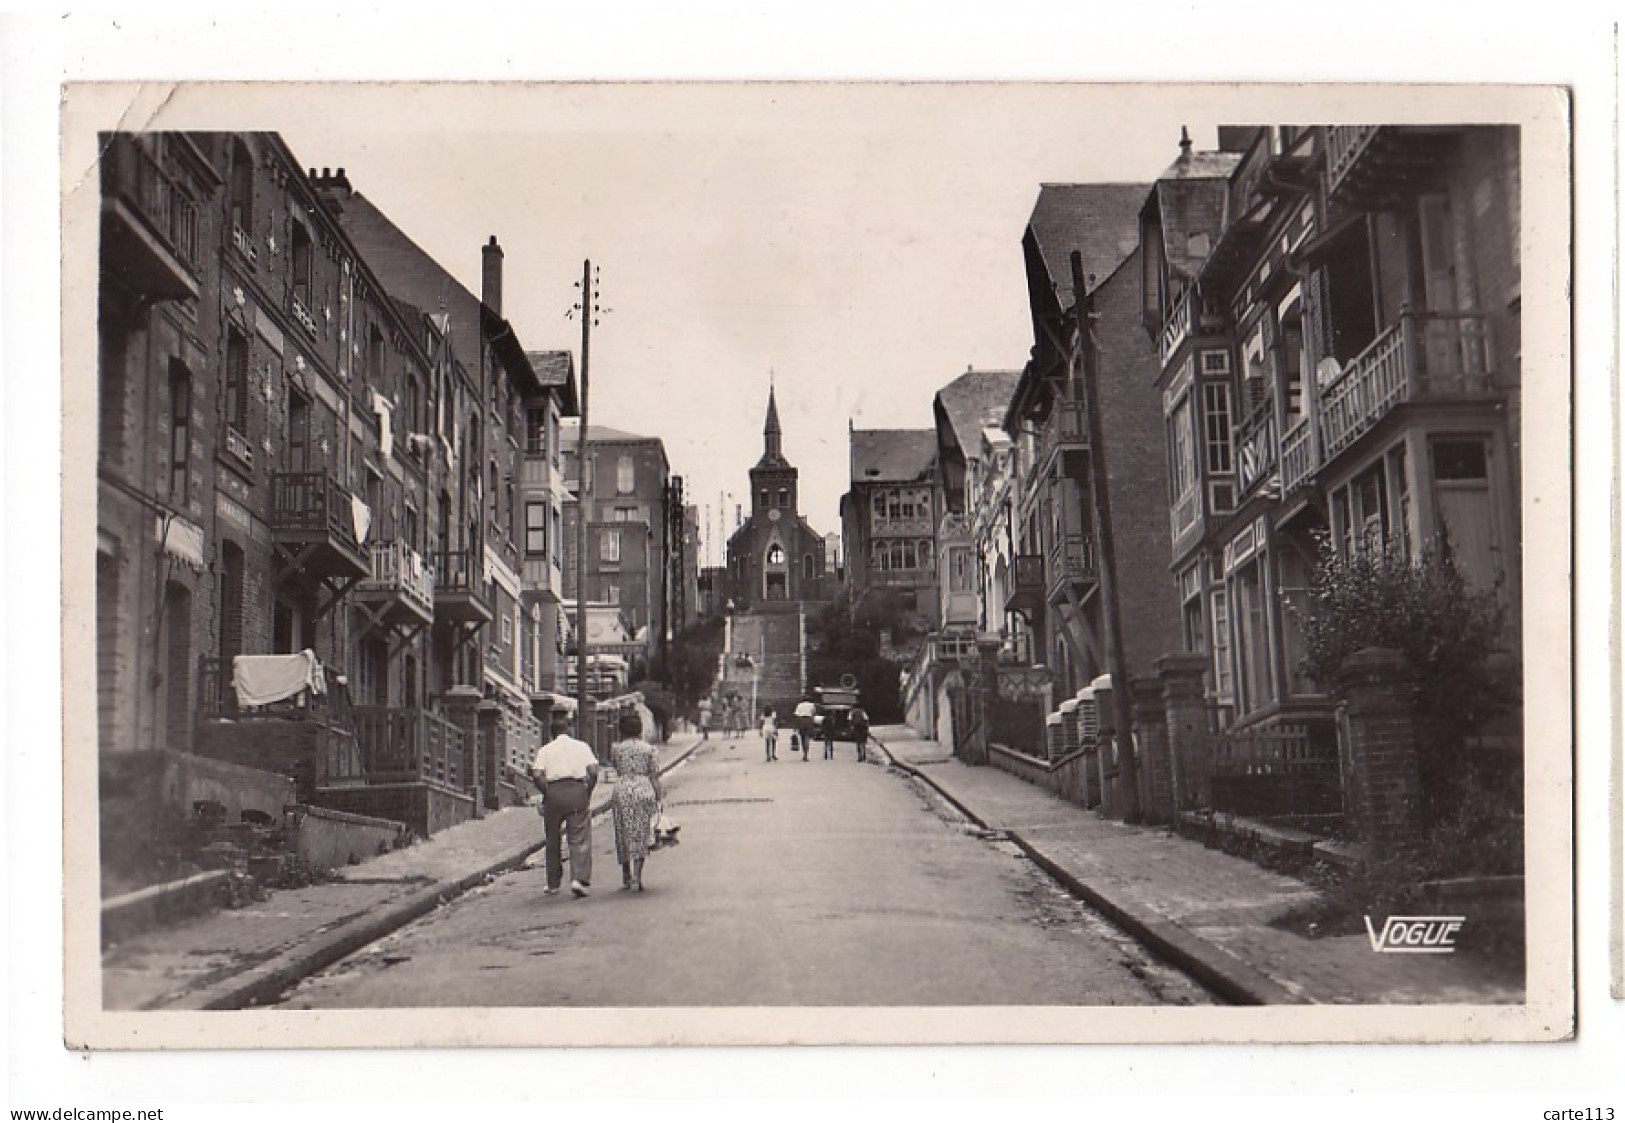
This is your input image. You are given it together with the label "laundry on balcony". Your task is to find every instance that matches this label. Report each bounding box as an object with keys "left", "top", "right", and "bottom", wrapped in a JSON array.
[
  {"left": 371, "top": 389, "right": 394, "bottom": 459},
  {"left": 350, "top": 494, "right": 372, "bottom": 546},
  {"left": 232, "top": 650, "right": 326, "bottom": 708}
]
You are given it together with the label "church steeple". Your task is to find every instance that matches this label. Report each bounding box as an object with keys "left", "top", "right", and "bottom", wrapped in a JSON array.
[{"left": 763, "top": 385, "right": 783, "bottom": 462}]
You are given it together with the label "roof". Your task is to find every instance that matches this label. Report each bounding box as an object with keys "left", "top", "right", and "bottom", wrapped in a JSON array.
[
  {"left": 327, "top": 189, "right": 540, "bottom": 393},
  {"left": 525, "top": 350, "right": 579, "bottom": 415},
  {"left": 1025, "top": 183, "right": 1151, "bottom": 302},
  {"left": 1143, "top": 149, "right": 1243, "bottom": 281},
  {"left": 849, "top": 428, "right": 937, "bottom": 484},
  {"left": 562, "top": 420, "right": 656, "bottom": 445},
  {"left": 934, "top": 368, "right": 1022, "bottom": 457}
]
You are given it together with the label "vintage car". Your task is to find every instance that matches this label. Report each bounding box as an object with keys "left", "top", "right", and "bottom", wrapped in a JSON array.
[{"left": 812, "top": 683, "right": 864, "bottom": 741}]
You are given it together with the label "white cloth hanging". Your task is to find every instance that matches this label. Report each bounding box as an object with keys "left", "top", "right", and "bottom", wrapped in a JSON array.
[{"left": 233, "top": 650, "right": 324, "bottom": 708}]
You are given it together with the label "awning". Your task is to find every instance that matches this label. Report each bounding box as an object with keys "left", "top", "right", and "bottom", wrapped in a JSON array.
[{"left": 157, "top": 515, "right": 206, "bottom": 571}]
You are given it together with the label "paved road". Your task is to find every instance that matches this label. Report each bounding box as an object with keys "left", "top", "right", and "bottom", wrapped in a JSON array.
[{"left": 277, "top": 737, "right": 1214, "bottom": 1008}]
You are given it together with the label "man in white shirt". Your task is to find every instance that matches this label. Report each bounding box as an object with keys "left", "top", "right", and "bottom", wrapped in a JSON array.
[
  {"left": 793, "top": 697, "right": 817, "bottom": 761},
  {"left": 531, "top": 711, "right": 600, "bottom": 897}
]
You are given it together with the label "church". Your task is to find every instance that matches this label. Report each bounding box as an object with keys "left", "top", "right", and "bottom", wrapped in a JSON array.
[{"left": 726, "top": 388, "right": 831, "bottom": 607}]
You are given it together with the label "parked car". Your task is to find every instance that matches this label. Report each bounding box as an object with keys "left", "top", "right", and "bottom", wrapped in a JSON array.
[{"left": 812, "top": 684, "right": 863, "bottom": 741}]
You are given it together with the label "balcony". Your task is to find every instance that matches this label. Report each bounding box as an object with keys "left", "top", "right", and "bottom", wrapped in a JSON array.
[
  {"left": 1234, "top": 410, "right": 1278, "bottom": 498},
  {"left": 1159, "top": 287, "right": 1227, "bottom": 365},
  {"left": 270, "top": 471, "right": 369, "bottom": 581},
  {"left": 1280, "top": 415, "right": 1315, "bottom": 493},
  {"left": 353, "top": 707, "right": 469, "bottom": 789},
  {"left": 291, "top": 295, "right": 319, "bottom": 338},
  {"left": 1046, "top": 531, "right": 1098, "bottom": 603},
  {"left": 1320, "top": 311, "right": 1495, "bottom": 461},
  {"left": 1324, "top": 126, "right": 1457, "bottom": 210},
  {"left": 1035, "top": 399, "right": 1090, "bottom": 479},
  {"left": 432, "top": 548, "right": 492, "bottom": 626},
  {"left": 99, "top": 135, "right": 202, "bottom": 301},
  {"left": 1005, "top": 553, "right": 1046, "bottom": 618},
  {"left": 871, "top": 515, "right": 934, "bottom": 537},
  {"left": 355, "top": 540, "right": 435, "bottom": 629}
]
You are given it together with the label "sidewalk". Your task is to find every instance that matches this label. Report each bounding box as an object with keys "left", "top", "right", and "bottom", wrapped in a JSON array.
[
  {"left": 102, "top": 733, "right": 708, "bottom": 1011},
  {"left": 871, "top": 725, "right": 1524, "bottom": 1006}
]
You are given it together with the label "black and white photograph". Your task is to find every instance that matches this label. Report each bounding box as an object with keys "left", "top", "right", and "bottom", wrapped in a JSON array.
[{"left": 56, "top": 79, "right": 1577, "bottom": 1052}]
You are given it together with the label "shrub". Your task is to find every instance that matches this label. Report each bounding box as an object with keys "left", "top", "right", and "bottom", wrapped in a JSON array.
[{"left": 1296, "top": 536, "right": 1516, "bottom": 830}]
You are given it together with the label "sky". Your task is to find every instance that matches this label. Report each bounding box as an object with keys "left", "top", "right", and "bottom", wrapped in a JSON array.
[{"left": 233, "top": 84, "right": 1209, "bottom": 565}]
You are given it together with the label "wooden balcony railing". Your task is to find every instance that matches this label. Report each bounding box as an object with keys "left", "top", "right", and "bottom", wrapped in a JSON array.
[
  {"left": 1046, "top": 531, "right": 1098, "bottom": 599},
  {"left": 1234, "top": 410, "right": 1278, "bottom": 496},
  {"left": 101, "top": 135, "right": 202, "bottom": 272},
  {"left": 352, "top": 706, "right": 468, "bottom": 789},
  {"left": 358, "top": 539, "right": 435, "bottom": 619},
  {"left": 1038, "top": 399, "right": 1089, "bottom": 472},
  {"left": 197, "top": 656, "right": 351, "bottom": 731},
  {"left": 1320, "top": 311, "right": 1493, "bottom": 461},
  {"left": 1324, "top": 126, "right": 1381, "bottom": 200},
  {"left": 1160, "top": 286, "right": 1198, "bottom": 362},
  {"left": 271, "top": 471, "right": 367, "bottom": 573},
  {"left": 871, "top": 515, "right": 935, "bottom": 537},
  {"left": 1279, "top": 415, "right": 1315, "bottom": 493}
]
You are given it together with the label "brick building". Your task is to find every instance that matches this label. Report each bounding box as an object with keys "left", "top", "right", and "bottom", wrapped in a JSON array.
[
  {"left": 96, "top": 133, "right": 576, "bottom": 878},
  {"left": 1005, "top": 182, "right": 1182, "bottom": 699}
]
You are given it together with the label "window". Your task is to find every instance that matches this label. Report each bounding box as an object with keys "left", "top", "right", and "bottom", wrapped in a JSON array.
[
  {"left": 601, "top": 528, "right": 621, "bottom": 563},
  {"left": 489, "top": 461, "right": 500, "bottom": 525},
  {"left": 766, "top": 543, "right": 784, "bottom": 566},
  {"left": 614, "top": 506, "right": 637, "bottom": 522},
  {"left": 1178, "top": 564, "right": 1204, "bottom": 654},
  {"left": 501, "top": 614, "right": 513, "bottom": 644},
  {"left": 1233, "top": 558, "right": 1272, "bottom": 714},
  {"left": 291, "top": 224, "right": 313, "bottom": 309},
  {"left": 287, "top": 390, "right": 309, "bottom": 471},
  {"left": 604, "top": 584, "right": 620, "bottom": 605},
  {"left": 803, "top": 554, "right": 815, "bottom": 581},
  {"left": 1430, "top": 436, "right": 1498, "bottom": 592},
  {"left": 229, "top": 140, "right": 253, "bottom": 238},
  {"left": 1202, "top": 382, "right": 1233, "bottom": 474},
  {"left": 551, "top": 507, "right": 562, "bottom": 568},
  {"left": 1167, "top": 395, "right": 1196, "bottom": 502},
  {"left": 526, "top": 407, "right": 547, "bottom": 455},
  {"left": 1210, "top": 586, "right": 1233, "bottom": 705},
  {"left": 778, "top": 487, "right": 788, "bottom": 510},
  {"left": 617, "top": 455, "right": 635, "bottom": 495},
  {"left": 168, "top": 362, "right": 191, "bottom": 504},
  {"left": 526, "top": 501, "right": 547, "bottom": 556},
  {"left": 225, "top": 328, "right": 249, "bottom": 436}
]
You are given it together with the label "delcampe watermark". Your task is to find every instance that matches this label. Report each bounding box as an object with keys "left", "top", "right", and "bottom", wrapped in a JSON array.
[{"left": 1363, "top": 915, "right": 1467, "bottom": 954}]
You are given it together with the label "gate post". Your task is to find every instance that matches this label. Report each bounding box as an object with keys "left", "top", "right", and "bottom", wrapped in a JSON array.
[
  {"left": 1156, "top": 653, "right": 1212, "bottom": 811},
  {"left": 1132, "top": 673, "right": 1174, "bottom": 823},
  {"left": 441, "top": 685, "right": 485, "bottom": 815},
  {"left": 1335, "top": 647, "right": 1424, "bottom": 853},
  {"left": 1094, "top": 676, "right": 1118, "bottom": 819},
  {"left": 963, "top": 637, "right": 1000, "bottom": 767}
]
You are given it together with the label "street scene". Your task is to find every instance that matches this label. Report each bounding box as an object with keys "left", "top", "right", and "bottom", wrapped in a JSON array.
[{"left": 75, "top": 85, "right": 1565, "bottom": 1041}]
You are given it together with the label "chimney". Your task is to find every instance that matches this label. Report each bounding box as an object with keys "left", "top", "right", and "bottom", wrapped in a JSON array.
[{"left": 482, "top": 235, "right": 504, "bottom": 317}]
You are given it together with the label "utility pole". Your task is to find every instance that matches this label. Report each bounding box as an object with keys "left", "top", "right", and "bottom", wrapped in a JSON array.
[
  {"left": 1070, "top": 250, "right": 1140, "bottom": 821},
  {"left": 571, "top": 260, "right": 601, "bottom": 744}
]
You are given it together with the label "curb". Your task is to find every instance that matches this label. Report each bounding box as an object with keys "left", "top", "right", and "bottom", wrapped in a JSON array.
[
  {"left": 878, "top": 745, "right": 1304, "bottom": 1007},
  {"left": 164, "top": 738, "right": 710, "bottom": 1011}
]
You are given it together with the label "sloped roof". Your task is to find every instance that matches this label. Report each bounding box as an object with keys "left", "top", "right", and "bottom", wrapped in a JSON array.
[
  {"left": 563, "top": 420, "right": 653, "bottom": 445},
  {"left": 1144, "top": 149, "right": 1243, "bottom": 282},
  {"left": 934, "top": 368, "right": 1022, "bottom": 457},
  {"left": 849, "top": 428, "right": 937, "bottom": 484},
  {"left": 1026, "top": 183, "right": 1152, "bottom": 301},
  {"left": 525, "top": 349, "right": 579, "bottom": 415}
]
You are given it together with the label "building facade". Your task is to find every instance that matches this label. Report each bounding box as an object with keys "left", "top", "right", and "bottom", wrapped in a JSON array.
[
  {"left": 1004, "top": 182, "right": 1182, "bottom": 700},
  {"left": 840, "top": 426, "right": 941, "bottom": 631},
  {"left": 97, "top": 133, "right": 576, "bottom": 873},
  {"left": 1145, "top": 125, "right": 1522, "bottom": 738}
]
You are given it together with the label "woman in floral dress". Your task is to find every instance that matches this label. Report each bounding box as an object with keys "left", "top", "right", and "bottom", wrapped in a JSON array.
[{"left": 609, "top": 710, "right": 663, "bottom": 892}]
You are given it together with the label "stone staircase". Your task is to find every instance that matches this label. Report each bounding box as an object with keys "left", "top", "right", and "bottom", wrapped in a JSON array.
[{"left": 711, "top": 604, "right": 807, "bottom": 725}]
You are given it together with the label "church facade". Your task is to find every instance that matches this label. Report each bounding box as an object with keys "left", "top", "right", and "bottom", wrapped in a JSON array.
[{"left": 725, "top": 389, "right": 832, "bottom": 607}]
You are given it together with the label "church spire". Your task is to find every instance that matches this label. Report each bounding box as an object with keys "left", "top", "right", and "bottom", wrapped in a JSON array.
[{"left": 763, "top": 384, "right": 782, "bottom": 461}]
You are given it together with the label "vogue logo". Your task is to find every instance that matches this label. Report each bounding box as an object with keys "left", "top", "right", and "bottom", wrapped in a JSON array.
[{"left": 1363, "top": 915, "right": 1465, "bottom": 953}]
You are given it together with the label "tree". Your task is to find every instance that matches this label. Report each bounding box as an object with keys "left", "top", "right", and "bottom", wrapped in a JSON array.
[{"left": 1296, "top": 537, "right": 1511, "bottom": 820}]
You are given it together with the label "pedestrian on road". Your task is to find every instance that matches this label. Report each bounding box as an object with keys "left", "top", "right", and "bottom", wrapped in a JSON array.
[
  {"left": 821, "top": 714, "right": 836, "bottom": 760},
  {"left": 760, "top": 708, "right": 778, "bottom": 761},
  {"left": 698, "top": 699, "right": 712, "bottom": 742},
  {"left": 851, "top": 705, "right": 870, "bottom": 763},
  {"left": 609, "top": 711, "right": 664, "bottom": 892},
  {"left": 794, "top": 696, "right": 817, "bottom": 761},
  {"left": 531, "top": 711, "right": 599, "bottom": 897}
]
